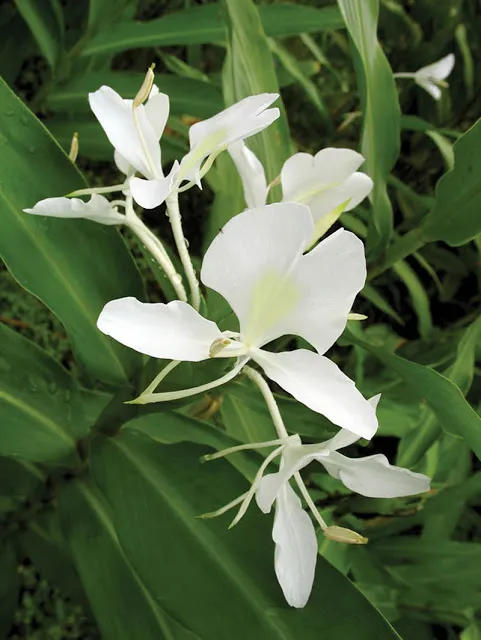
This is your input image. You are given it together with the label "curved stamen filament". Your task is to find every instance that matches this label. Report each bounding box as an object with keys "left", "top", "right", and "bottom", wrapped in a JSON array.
[{"left": 140, "top": 360, "right": 182, "bottom": 397}]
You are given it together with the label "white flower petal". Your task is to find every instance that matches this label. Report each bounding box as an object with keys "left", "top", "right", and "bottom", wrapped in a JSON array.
[
  {"left": 144, "top": 89, "right": 170, "bottom": 140},
  {"left": 180, "top": 94, "right": 279, "bottom": 183},
  {"left": 254, "top": 349, "right": 378, "bottom": 439},
  {"left": 416, "top": 79, "right": 442, "bottom": 101},
  {"left": 129, "top": 161, "right": 179, "bottom": 209},
  {"left": 228, "top": 140, "right": 267, "bottom": 209},
  {"left": 201, "top": 202, "right": 314, "bottom": 348},
  {"left": 114, "top": 150, "right": 133, "bottom": 177},
  {"left": 272, "top": 484, "right": 318, "bottom": 609},
  {"left": 89, "top": 86, "right": 162, "bottom": 178},
  {"left": 97, "top": 297, "right": 222, "bottom": 361},
  {"left": 321, "top": 451, "right": 431, "bottom": 498},
  {"left": 417, "top": 53, "right": 455, "bottom": 82},
  {"left": 281, "top": 228, "right": 366, "bottom": 354},
  {"left": 281, "top": 148, "right": 365, "bottom": 205},
  {"left": 24, "top": 194, "right": 124, "bottom": 226}
]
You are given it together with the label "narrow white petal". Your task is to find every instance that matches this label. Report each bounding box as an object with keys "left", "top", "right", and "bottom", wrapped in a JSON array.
[
  {"left": 89, "top": 86, "right": 162, "bottom": 178},
  {"left": 201, "top": 202, "right": 314, "bottom": 348},
  {"left": 24, "top": 195, "right": 124, "bottom": 226},
  {"left": 144, "top": 90, "right": 170, "bottom": 140},
  {"left": 417, "top": 53, "right": 455, "bottom": 82},
  {"left": 97, "top": 298, "right": 222, "bottom": 361},
  {"left": 130, "top": 161, "right": 179, "bottom": 209},
  {"left": 254, "top": 349, "right": 378, "bottom": 439},
  {"left": 416, "top": 79, "right": 442, "bottom": 101},
  {"left": 228, "top": 140, "right": 267, "bottom": 209},
  {"left": 114, "top": 150, "right": 133, "bottom": 176},
  {"left": 272, "top": 484, "right": 318, "bottom": 609},
  {"left": 321, "top": 451, "right": 430, "bottom": 498},
  {"left": 181, "top": 94, "right": 279, "bottom": 182}
]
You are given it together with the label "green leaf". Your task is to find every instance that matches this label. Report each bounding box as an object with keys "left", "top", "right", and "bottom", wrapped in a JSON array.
[
  {"left": 421, "top": 117, "right": 481, "bottom": 246},
  {"left": 48, "top": 72, "right": 223, "bottom": 119},
  {"left": 222, "top": 0, "right": 291, "bottom": 184},
  {"left": 392, "top": 261, "right": 432, "bottom": 339},
  {"left": 347, "top": 327, "right": 481, "bottom": 461},
  {"left": 87, "top": 0, "right": 138, "bottom": 32},
  {"left": 0, "top": 541, "right": 18, "bottom": 638},
  {"left": 0, "top": 323, "right": 87, "bottom": 462},
  {"left": 81, "top": 3, "right": 343, "bottom": 57},
  {"left": 0, "top": 79, "right": 145, "bottom": 386},
  {"left": 92, "top": 433, "right": 399, "bottom": 638},
  {"left": 14, "top": 0, "right": 64, "bottom": 69},
  {"left": 337, "top": 0, "right": 400, "bottom": 254},
  {"left": 59, "top": 479, "right": 199, "bottom": 640}
]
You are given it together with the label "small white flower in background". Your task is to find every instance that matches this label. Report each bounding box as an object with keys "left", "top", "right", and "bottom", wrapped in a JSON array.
[
  {"left": 394, "top": 53, "right": 455, "bottom": 101},
  {"left": 89, "top": 80, "right": 179, "bottom": 210},
  {"left": 228, "top": 141, "right": 373, "bottom": 245},
  {"left": 24, "top": 194, "right": 125, "bottom": 226},
  {"left": 203, "top": 395, "right": 430, "bottom": 608},
  {"left": 178, "top": 94, "right": 280, "bottom": 187},
  {"left": 97, "top": 202, "right": 377, "bottom": 439}
]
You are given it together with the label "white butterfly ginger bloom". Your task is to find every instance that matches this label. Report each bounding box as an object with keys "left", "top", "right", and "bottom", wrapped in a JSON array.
[
  {"left": 178, "top": 94, "right": 280, "bottom": 187},
  {"left": 228, "top": 141, "right": 373, "bottom": 245},
  {"left": 394, "top": 53, "right": 455, "bottom": 101},
  {"left": 24, "top": 194, "right": 125, "bottom": 225},
  {"left": 89, "top": 79, "right": 179, "bottom": 210},
  {"left": 97, "top": 202, "right": 377, "bottom": 439},
  {"left": 204, "top": 395, "right": 430, "bottom": 608}
]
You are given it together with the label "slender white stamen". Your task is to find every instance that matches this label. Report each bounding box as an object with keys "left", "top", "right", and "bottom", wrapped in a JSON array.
[
  {"left": 140, "top": 360, "right": 181, "bottom": 397},
  {"left": 229, "top": 444, "right": 286, "bottom": 528},
  {"left": 197, "top": 492, "right": 249, "bottom": 519}
]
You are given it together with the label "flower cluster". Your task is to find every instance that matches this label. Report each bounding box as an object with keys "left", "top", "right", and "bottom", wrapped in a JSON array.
[{"left": 25, "top": 68, "right": 430, "bottom": 608}]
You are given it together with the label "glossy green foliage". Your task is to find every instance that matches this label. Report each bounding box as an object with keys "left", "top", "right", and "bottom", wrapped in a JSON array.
[{"left": 0, "top": 78, "right": 145, "bottom": 386}]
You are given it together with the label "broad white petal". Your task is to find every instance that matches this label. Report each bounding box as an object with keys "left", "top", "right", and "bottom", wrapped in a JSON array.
[
  {"left": 130, "top": 161, "right": 179, "bottom": 209},
  {"left": 181, "top": 94, "right": 279, "bottom": 182},
  {"left": 24, "top": 195, "right": 124, "bottom": 226},
  {"left": 201, "top": 202, "right": 314, "bottom": 348},
  {"left": 228, "top": 140, "right": 267, "bottom": 209},
  {"left": 89, "top": 86, "right": 162, "bottom": 178},
  {"left": 278, "top": 228, "right": 366, "bottom": 354},
  {"left": 321, "top": 451, "right": 431, "bottom": 498},
  {"left": 272, "top": 484, "right": 318, "bottom": 609},
  {"left": 97, "top": 297, "right": 222, "bottom": 361},
  {"left": 144, "top": 89, "right": 170, "bottom": 140},
  {"left": 416, "top": 79, "right": 442, "bottom": 101},
  {"left": 114, "top": 150, "right": 134, "bottom": 177},
  {"left": 254, "top": 349, "right": 378, "bottom": 439},
  {"left": 417, "top": 53, "right": 455, "bottom": 82},
  {"left": 281, "top": 148, "right": 365, "bottom": 204}
]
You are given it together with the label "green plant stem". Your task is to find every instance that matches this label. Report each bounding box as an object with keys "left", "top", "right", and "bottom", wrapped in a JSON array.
[{"left": 396, "top": 413, "right": 440, "bottom": 468}]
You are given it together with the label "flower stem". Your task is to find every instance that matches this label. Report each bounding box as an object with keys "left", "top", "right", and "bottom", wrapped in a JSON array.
[
  {"left": 67, "top": 184, "right": 126, "bottom": 197},
  {"left": 125, "top": 198, "right": 187, "bottom": 302},
  {"left": 128, "top": 359, "right": 247, "bottom": 405},
  {"left": 166, "top": 190, "right": 201, "bottom": 311},
  {"left": 140, "top": 360, "right": 181, "bottom": 396},
  {"left": 243, "top": 366, "right": 289, "bottom": 439}
]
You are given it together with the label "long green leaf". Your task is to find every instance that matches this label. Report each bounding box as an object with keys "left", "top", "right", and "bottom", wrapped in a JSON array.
[
  {"left": 421, "top": 117, "right": 481, "bottom": 246},
  {"left": 347, "top": 328, "right": 481, "bottom": 460},
  {"left": 14, "top": 0, "right": 64, "bottom": 68},
  {"left": 0, "top": 79, "right": 145, "bottom": 386},
  {"left": 337, "top": 0, "right": 400, "bottom": 254},
  {"left": 59, "top": 479, "right": 199, "bottom": 640},
  {"left": 81, "top": 3, "right": 343, "bottom": 57},
  {"left": 92, "top": 433, "right": 399, "bottom": 639},
  {"left": 221, "top": 0, "right": 291, "bottom": 184},
  {"left": 0, "top": 323, "right": 86, "bottom": 461}
]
